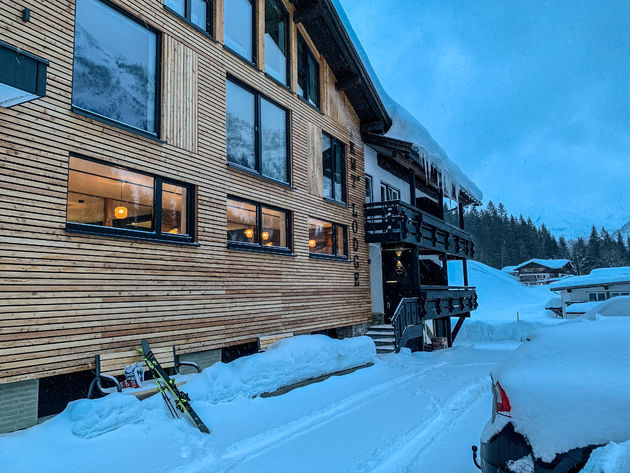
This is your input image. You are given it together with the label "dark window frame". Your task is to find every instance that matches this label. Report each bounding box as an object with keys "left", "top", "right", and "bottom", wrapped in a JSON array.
[
  {"left": 71, "top": 0, "right": 162, "bottom": 140},
  {"left": 322, "top": 131, "right": 346, "bottom": 204},
  {"left": 365, "top": 174, "right": 373, "bottom": 203},
  {"left": 164, "top": 0, "right": 214, "bottom": 37},
  {"left": 297, "top": 32, "right": 320, "bottom": 108},
  {"left": 264, "top": 0, "right": 290, "bottom": 86},
  {"left": 226, "top": 75, "right": 291, "bottom": 185},
  {"left": 227, "top": 195, "right": 293, "bottom": 255},
  {"left": 65, "top": 154, "right": 196, "bottom": 244},
  {"left": 380, "top": 182, "right": 400, "bottom": 201},
  {"left": 223, "top": 0, "right": 257, "bottom": 65},
  {"left": 308, "top": 217, "right": 348, "bottom": 261}
]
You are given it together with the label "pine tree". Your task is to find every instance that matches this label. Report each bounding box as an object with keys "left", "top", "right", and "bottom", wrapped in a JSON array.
[
  {"left": 558, "top": 236, "right": 570, "bottom": 259},
  {"left": 585, "top": 226, "right": 602, "bottom": 271},
  {"left": 572, "top": 238, "right": 589, "bottom": 275}
]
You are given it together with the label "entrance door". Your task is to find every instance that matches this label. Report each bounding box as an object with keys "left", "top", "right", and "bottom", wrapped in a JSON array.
[{"left": 381, "top": 246, "right": 418, "bottom": 321}]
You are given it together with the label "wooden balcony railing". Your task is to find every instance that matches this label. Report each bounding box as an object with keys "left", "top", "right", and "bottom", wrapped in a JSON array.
[
  {"left": 391, "top": 286, "right": 478, "bottom": 351},
  {"left": 364, "top": 200, "right": 475, "bottom": 258}
]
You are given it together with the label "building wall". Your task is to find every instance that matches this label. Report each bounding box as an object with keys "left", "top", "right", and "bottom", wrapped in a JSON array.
[
  {"left": 0, "top": 0, "right": 373, "bottom": 384},
  {"left": 559, "top": 283, "right": 630, "bottom": 316}
]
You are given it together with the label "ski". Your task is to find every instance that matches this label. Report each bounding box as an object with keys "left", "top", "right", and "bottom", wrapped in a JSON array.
[{"left": 139, "top": 339, "right": 210, "bottom": 434}]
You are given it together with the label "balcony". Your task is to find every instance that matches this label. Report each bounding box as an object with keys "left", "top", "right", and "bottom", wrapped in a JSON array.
[
  {"left": 364, "top": 200, "right": 474, "bottom": 259},
  {"left": 391, "top": 286, "right": 478, "bottom": 351}
]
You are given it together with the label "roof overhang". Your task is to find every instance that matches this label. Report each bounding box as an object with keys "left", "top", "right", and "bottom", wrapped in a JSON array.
[
  {"left": 291, "top": 0, "right": 391, "bottom": 134},
  {"left": 0, "top": 40, "right": 48, "bottom": 107}
]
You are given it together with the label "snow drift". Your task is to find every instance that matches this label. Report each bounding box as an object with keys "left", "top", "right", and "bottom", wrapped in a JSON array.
[
  {"left": 448, "top": 260, "right": 561, "bottom": 342},
  {"left": 178, "top": 335, "right": 375, "bottom": 403}
]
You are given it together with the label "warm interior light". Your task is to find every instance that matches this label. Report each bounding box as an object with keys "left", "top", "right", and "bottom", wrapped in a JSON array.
[
  {"left": 168, "top": 228, "right": 180, "bottom": 234},
  {"left": 114, "top": 206, "right": 128, "bottom": 219},
  {"left": 308, "top": 239, "right": 316, "bottom": 248},
  {"left": 244, "top": 228, "right": 254, "bottom": 238},
  {"left": 395, "top": 249, "right": 403, "bottom": 257},
  {"left": 265, "top": 243, "right": 273, "bottom": 247},
  {"left": 262, "top": 231, "right": 270, "bottom": 240}
]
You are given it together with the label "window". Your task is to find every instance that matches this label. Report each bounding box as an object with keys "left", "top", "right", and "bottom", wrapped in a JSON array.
[
  {"left": 226, "top": 79, "right": 289, "bottom": 183},
  {"left": 225, "top": 0, "right": 254, "bottom": 61},
  {"left": 227, "top": 197, "right": 291, "bottom": 253},
  {"left": 308, "top": 218, "right": 347, "bottom": 259},
  {"left": 365, "top": 174, "right": 373, "bottom": 203},
  {"left": 380, "top": 182, "right": 400, "bottom": 201},
  {"left": 66, "top": 156, "right": 194, "bottom": 243},
  {"left": 297, "top": 33, "right": 319, "bottom": 107},
  {"left": 265, "top": 0, "right": 289, "bottom": 84},
  {"left": 72, "top": 0, "right": 159, "bottom": 136},
  {"left": 164, "top": 0, "right": 212, "bottom": 33},
  {"left": 322, "top": 133, "right": 346, "bottom": 203}
]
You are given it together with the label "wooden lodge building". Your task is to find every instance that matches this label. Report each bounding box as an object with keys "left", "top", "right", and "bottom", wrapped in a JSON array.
[
  {"left": 0, "top": 0, "right": 480, "bottom": 432},
  {"left": 362, "top": 118, "right": 480, "bottom": 352}
]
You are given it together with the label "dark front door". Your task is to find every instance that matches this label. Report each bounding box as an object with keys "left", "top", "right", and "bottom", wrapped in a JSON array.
[{"left": 382, "top": 246, "right": 418, "bottom": 321}]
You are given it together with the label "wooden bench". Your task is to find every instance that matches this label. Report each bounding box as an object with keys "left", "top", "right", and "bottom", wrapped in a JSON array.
[{"left": 258, "top": 332, "right": 294, "bottom": 351}]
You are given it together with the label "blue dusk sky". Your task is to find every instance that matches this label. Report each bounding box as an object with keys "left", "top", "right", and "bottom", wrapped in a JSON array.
[{"left": 339, "top": 0, "right": 630, "bottom": 238}]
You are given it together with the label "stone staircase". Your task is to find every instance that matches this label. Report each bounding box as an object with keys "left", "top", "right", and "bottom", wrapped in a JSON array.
[{"left": 365, "top": 324, "right": 396, "bottom": 354}]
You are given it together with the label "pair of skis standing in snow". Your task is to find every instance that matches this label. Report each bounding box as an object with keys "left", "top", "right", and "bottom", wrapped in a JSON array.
[{"left": 138, "top": 339, "right": 210, "bottom": 434}]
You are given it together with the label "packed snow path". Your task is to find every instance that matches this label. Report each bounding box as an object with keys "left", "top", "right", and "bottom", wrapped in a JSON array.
[{"left": 0, "top": 345, "right": 515, "bottom": 473}]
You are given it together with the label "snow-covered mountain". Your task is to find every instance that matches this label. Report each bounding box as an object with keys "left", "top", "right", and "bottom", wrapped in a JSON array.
[{"left": 614, "top": 221, "right": 630, "bottom": 239}]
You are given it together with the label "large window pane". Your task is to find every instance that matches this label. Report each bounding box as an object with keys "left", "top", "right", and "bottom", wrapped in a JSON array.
[
  {"left": 67, "top": 157, "right": 154, "bottom": 231},
  {"left": 226, "top": 81, "right": 256, "bottom": 170},
  {"left": 297, "top": 34, "right": 319, "bottom": 107},
  {"left": 309, "top": 218, "right": 333, "bottom": 255},
  {"left": 307, "top": 54, "right": 319, "bottom": 107},
  {"left": 260, "top": 98, "right": 287, "bottom": 182},
  {"left": 322, "top": 134, "right": 333, "bottom": 200},
  {"left": 73, "top": 0, "right": 158, "bottom": 134},
  {"left": 334, "top": 140, "right": 345, "bottom": 202},
  {"left": 162, "top": 183, "right": 188, "bottom": 235},
  {"left": 165, "top": 0, "right": 185, "bottom": 15},
  {"left": 335, "top": 225, "right": 346, "bottom": 257},
  {"left": 191, "top": 0, "right": 209, "bottom": 30},
  {"left": 265, "top": 0, "right": 288, "bottom": 84},
  {"left": 227, "top": 198, "right": 257, "bottom": 243},
  {"left": 262, "top": 206, "right": 287, "bottom": 248},
  {"left": 225, "top": 0, "right": 253, "bottom": 60}
]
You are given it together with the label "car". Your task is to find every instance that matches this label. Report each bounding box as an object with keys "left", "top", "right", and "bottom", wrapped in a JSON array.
[{"left": 476, "top": 316, "right": 630, "bottom": 473}]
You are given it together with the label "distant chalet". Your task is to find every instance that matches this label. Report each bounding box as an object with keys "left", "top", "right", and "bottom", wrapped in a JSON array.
[{"left": 511, "top": 259, "right": 575, "bottom": 286}]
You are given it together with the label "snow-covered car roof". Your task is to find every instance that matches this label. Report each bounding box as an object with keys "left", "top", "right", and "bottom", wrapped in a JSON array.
[{"left": 488, "top": 318, "right": 630, "bottom": 462}]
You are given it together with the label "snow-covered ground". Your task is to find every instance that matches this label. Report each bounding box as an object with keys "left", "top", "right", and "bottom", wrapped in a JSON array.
[
  {"left": 1, "top": 262, "right": 600, "bottom": 473},
  {"left": 449, "top": 260, "right": 563, "bottom": 343}
]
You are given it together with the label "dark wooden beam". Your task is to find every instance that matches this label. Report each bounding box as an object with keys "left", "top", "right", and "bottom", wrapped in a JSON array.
[
  {"left": 293, "top": 2, "right": 319, "bottom": 24},
  {"left": 335, "top": 74, "right": 361, "bottom": 92},
  {"left": 360, "top": 120, "right": 386, "bottom": 133}
]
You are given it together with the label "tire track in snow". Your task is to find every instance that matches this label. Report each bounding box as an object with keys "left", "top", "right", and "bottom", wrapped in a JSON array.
[
  {"left": 177, "top": 361, "right": 448, "bottom": 473},
  {"left": 350, "top": 375, "right": 490, "bottom": 473},
  {"left": 217, "top": 362, "right": 449, "bottom": 473}
]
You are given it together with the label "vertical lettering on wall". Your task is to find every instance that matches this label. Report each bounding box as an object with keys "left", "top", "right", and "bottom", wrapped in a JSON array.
[{"left": 349, "top": 141, "right": 361, "bottom": 286}]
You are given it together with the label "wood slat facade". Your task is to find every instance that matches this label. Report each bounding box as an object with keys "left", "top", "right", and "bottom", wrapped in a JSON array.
[{"left": 0, "top": 0, "right": 389, "bottom": 384}]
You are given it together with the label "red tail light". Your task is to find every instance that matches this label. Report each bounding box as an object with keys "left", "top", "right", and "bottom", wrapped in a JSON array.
[{"left": 495, "top": 381, "right": 512, "bottom": 416}]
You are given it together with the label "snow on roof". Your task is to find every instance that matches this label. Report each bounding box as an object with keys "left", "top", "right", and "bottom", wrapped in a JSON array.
[
  {"left": 513, "top": 258, "right": 572, "bottom": 271},
  {"left": 583, "top": 296, "right": 630, "bottom": 320},
  {"left": 332, "top": 0, "right": 482, "bottom": 203},
  {"left": 550, "top": 267, "right": 630, "bottom": 291},
  {"left": 501, "top": 265, "right": 518, "bottom": 273}
]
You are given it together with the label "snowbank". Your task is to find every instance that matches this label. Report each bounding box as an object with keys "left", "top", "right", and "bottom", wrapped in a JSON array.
[
  {"left": 184, "top": 335, "right": 376, "bottom": 403},
  {"left": 448, "top": 260, "right": 561, "bottom": 342},
  {"left": 488, "top": 318, "right": 630, "bottom": 462},
  {"left": 581, "top": 440, "right": 630, "bottom": 473},
  {"left": 582, "top": 296, "right": 630, "bottom": 319}
]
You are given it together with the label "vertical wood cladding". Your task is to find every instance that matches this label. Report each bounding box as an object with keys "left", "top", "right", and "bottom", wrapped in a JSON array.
[{"left": 0, "top": 0, "right": 372, "bottom": 383}]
